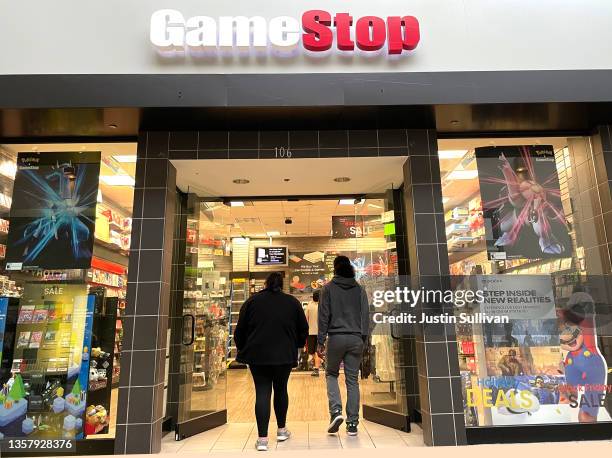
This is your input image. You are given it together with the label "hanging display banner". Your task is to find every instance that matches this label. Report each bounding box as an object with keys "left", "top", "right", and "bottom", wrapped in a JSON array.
[
  {"left": 288, "top": 251, "right": 327, "bottom": 294},
  {"left": 331, "top": 215, "right": 382, "bottom": 239},
  {"left": 475, "top": 145, "right": 571, "bottom": 260},
  {"left": 5, "top": 152, "right": 101, "bottom": 271}
]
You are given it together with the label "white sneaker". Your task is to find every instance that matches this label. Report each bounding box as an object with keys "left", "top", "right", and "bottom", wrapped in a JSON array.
[
  {"left": 255, "top": 438, "right": 268, "bottom": 451},
  {"left": 277, "top": 428, "right": 291, "bottom": 442}
]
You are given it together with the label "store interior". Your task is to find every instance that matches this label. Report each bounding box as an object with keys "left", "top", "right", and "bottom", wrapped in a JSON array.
[
  {"left": 0, "top": 142, "right": 136, "bottom": 439},
  {"left": 172, "top": 156, "right": 408, "bottom": 425}
]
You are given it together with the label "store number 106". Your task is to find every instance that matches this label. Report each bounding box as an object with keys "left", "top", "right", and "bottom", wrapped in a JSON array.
[{"left": 274, "top": 147, "right": 292, "bottom": 158}]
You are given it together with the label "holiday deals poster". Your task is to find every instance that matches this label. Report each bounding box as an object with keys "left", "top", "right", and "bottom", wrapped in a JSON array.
[
  {"left": 467, "top": 276, "right": 611, "bottom": 426},
  {"left": 475, "top": 145, "right": 571, "bottom": 260},
  {"left": 5, "top": 151, "right": 101, "bottom": 271}
]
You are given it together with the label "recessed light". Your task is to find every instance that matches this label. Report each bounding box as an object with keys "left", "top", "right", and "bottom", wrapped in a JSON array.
[
  {"left": 334, "top": 177, "right": 351, "bottom": 183},
  {"left": 113, "top": 155, "right": 137, "bottom": 163},
  {"left": 438, "top": 150, "right": 468, "bottom": 159},
  {"left": 446, "top": 170, "right": 478, "bottom": 180},
  {"left": 339, "top": 198, "right": 365, "bottom": 205},
  {"left": 266, "top": 231, "right": 280, "bottom": 236},
  {"left": 283, "top": 178, "right": 291, "bottom": 182},
  {"left": 100, "top": 175, "right": 135, "bottom": 186},
  {"left": 108, "top": 123, "right": 118, "bottom": 129},
  {"left": 233, "top": 178, "right": 250, "bottom": 184},
  {"left": 450, "top": 120, "right": 460, "bottom": 126},
  {"left": 442, "top": 197, "right": 450, "bottom": 204},
  {"left": 229, "top": 201, "right": 245, "bottom": 207}
]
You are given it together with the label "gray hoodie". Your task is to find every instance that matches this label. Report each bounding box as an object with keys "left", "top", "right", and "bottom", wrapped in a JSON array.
[{"left": 317, "top": 276, "right": 370, "bottom": 345}]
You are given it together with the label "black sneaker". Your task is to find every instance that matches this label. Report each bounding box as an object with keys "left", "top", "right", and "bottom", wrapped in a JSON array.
[
  {"left": 346, "top": 421, "right": 358, "bottom": 436},
  {"left": 327, "top": 412, "right": 344, "bottom": 434}
]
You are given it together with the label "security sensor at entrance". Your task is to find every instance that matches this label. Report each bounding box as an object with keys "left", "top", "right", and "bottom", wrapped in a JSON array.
[{"left": 150, "top": 9, "right": 420, "bottom": 56}]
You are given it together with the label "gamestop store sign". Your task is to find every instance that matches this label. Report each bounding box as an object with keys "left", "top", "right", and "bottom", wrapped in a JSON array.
[{"left": 150, "top": 9, "right": 420, "bottom": 56}]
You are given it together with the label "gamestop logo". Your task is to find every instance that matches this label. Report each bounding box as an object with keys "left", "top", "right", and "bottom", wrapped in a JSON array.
[{"left": 150, "top": 9, "right": 420, "bottom": 57}]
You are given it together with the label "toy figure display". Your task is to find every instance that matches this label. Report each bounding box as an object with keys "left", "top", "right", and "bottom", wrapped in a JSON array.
[
  {"left": 475, "top": 145, "right": 571, "bottom": 260},
  {"left": 0, "top": 285, "right": 97, "bottom": 439}
]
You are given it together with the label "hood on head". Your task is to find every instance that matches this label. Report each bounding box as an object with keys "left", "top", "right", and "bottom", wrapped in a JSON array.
[{"left": 332, "top": 275, "right": 359, "bottom": 289}]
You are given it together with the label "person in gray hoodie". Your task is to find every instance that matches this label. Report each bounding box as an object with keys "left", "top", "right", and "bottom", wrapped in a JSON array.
[{"left": 317, "top": 255, "right": 369, "bottom": 436}]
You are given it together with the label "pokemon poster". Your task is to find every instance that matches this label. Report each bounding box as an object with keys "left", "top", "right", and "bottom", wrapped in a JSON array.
[
  {"left": 5, "top": 151, "right": 101, "bottom": 271},
  {"left": 475, "top": 145, "right": 571, "bottom": 260}
]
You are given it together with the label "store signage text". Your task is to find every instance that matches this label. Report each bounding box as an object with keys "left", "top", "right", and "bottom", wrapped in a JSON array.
[{"left": 150, "top": 9, "right": 420, "bottom": 57}]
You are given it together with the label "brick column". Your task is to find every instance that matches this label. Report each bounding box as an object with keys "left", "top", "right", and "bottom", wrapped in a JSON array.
[
  {"left": 115, "top": 132, "right": 176, "bottom": 454},
  {"left": 401, "top": 130, "right": 467, "bottom": 446}
]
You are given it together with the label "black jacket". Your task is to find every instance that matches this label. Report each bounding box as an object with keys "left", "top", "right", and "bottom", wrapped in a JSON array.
[
  {"left": 317, "top": 276, "right": 369, "bottom": 345},
  {"left": 234, "top": 289, "right": 309, "bottom": 366}
]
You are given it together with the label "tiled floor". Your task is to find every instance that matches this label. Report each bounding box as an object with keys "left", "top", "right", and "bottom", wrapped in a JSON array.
[{"left": 161, "top": 421, "right": 424, "bottom": 453}]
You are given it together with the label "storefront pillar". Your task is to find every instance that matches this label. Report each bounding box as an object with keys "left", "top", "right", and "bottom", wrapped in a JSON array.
[
  {"left": 115, "top": 132, "right": 177, "bottom": 454},
  {"left": 401, "top": 130, "right": 467, "bottom": 446}
]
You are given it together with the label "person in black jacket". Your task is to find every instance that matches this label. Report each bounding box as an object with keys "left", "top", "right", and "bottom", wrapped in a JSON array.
[
  {"left": 317, "top": 256, "right": 369, "bottom": 437},
  {"left": 234, "top": 272, "right": 309, "bottom": 451}
]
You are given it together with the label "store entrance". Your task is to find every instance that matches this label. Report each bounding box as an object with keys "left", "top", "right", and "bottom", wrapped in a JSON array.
[{"left": 166, "top": 157, "right": 413, "bottom": 440}]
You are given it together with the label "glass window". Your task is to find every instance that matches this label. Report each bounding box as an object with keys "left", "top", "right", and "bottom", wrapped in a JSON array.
[
  {"left": 438, "top": 137, "right": 612, "bottom": 428},
  {"left": 0, "top": 143, "right": 135, "bottom": 440}
]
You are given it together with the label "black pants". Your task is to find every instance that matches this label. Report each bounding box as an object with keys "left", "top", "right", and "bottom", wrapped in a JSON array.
[{"left": 249, "top": 364, "right": 292, "bottom": 437}]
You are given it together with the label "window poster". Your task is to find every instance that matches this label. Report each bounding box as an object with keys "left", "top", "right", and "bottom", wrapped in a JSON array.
[
  {"left": 475, "top": 145, "right": 571, "bottom": 260},
  {"left": 464, "top": 276, "right": 611, "bottom": 426},
  {"left": 5, "top": 151, "right": 101, "bottom": 271},
  {"left": 0, "top": 283, "right": 95, "bottom": 439}
]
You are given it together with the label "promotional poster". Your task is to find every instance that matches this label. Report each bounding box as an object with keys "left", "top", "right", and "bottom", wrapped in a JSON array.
[
  {"left": 5, "top": 151, "right": 101, "bottom": 270},
  {"left": 288, "top": 251, "right": 327, "bottom": 294},
  {"left": 331, "top": 215, "right": 383, "bottom": 239},
  {"left": 475, "top": 145, "right": 571, "bottom": 260}
]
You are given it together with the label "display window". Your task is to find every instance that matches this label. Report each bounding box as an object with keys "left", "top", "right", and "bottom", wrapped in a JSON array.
[
  {"left": 438, "top": 137, "right": 612, "bottom": 428},
  {"left": 0, "top": 143, "right": 135, "bottom": 443}
]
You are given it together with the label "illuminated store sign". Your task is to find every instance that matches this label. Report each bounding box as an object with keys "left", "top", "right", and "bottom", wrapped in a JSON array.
[{"left": 150, "top": 9, "right": 420, "bottom": 56}]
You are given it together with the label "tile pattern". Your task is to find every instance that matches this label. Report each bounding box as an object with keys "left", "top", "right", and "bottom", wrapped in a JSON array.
[
  {"left": 116, "top": 132, "right": 178, "bottom": 454},
  {"left": 160, "top": 421, "right": 424, "bottom": 453},
  {"left": 399, "top": 130, "right": 466, "bottom": 446},
  {"left": 164, "top": 129, "right": 411, "bottom": 160}
]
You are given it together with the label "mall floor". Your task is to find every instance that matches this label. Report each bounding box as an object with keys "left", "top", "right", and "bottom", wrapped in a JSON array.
[{"left": 164, "top": 368, "right": 422, "bottom": 452}]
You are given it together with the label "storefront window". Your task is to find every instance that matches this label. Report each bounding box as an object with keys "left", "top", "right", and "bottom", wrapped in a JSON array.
[
  {"left": 0, "top": 143, "right": 135, "bottom": 441},
  {"left": 438, "top": 137, "right": 612, "bottom": 428}
]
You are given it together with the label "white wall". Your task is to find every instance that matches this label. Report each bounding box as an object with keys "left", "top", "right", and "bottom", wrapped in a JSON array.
[{"left": 1, "top": 0, "right": 611, "bottom": 75}]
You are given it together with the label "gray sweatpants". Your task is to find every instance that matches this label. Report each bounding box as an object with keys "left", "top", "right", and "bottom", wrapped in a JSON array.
[{"left": 325, "top": 334, "right": 364, "bottom": 422}]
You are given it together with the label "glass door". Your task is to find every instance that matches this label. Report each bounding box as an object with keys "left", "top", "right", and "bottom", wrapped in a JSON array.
[{"left": 171, "top": 195, "right": 229, "bottom": 440}]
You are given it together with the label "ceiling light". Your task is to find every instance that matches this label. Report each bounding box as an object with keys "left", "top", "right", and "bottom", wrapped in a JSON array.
[
  {"left": 108, "top": 123, "right": 118, "bottom": 129},
  {"left": 368, "top": 203, "right": 383, "bottom": 209},
  {"left": 339, "top": 198, "right": 365, "bottom": 205},
  {"left": 334, "top": 177, "right": 351, "bottom": 183},
  {"left": 446, "top": 170, "right": 478, "bottom": 180},
  {"left": 233, "top": 178, "right": 250, "bottom": 184},
  {"left": 113, "top": 155, "right": 137, "bottom": 163},
  {"left": 229, "top": 201, "right": 244, "bottom": 207},
  {"left": 0, "top": 161, "right": 17, "bottom": 179},
  {"left": 442, "top": 197, "right": 450, "bottom": 204},
  {"left": 100, "top": 175, "right": 135, "bottom": 186},
  {"left": 266, "top": 231, "right": 280, "bottom": 236},
  {"left": 438, "top": 149, "right": 468, "bottom": 159}
]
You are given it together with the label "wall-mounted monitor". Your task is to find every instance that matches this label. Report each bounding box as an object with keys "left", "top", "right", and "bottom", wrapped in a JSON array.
[{"left": 254, "top": 246, "right": 288, "bottom": 266}]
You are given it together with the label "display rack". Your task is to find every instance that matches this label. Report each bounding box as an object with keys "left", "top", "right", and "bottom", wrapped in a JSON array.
[{"left": 227, "top": 275, "right": 248, "bottom": 368}]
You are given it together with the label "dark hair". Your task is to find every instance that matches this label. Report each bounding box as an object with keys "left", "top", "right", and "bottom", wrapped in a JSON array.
[
  {"left": 312, "top": 290, "right": 320, "bottom": 302},
  {"left": 265, "top": 272, "right": 284, "bottom": 292},
  {"left": 333, "top": 255, "right": 355, "bottom": 278}
]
